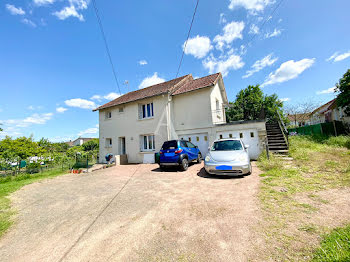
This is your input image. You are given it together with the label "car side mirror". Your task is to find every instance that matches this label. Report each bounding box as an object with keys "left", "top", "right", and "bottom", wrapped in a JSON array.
[
  {"left": 208, "top": 147, "right": 211, "bottom": 151},
  {"left": 245, "top": 145, "right": 249, "bottom": 149}
]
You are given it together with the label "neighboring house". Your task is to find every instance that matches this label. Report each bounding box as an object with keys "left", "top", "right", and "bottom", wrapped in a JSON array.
[
  {"left": 287, "top": 113, "right": 311, "bottom": 127},
  {"left": 66, "top": 137, "right": 94, "bottom": 147},
  {"left": 94, "top": 73, "right": 267, "bottom": 163},
  {"left": 309, "top": 99, "right": 350, "bottom": 125}
]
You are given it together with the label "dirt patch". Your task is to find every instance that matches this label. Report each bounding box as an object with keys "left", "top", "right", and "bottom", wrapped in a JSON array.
[{"left": 0, "top": 162, "right": 264, "bottom": 262}]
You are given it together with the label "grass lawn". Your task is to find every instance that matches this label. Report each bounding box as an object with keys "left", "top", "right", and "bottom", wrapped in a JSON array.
[
  {"left": 0, "top": 169, "right": 69, "bottom": 238},
  {"left": 258, "top": 135, "right": 350, "bottom": 261}
]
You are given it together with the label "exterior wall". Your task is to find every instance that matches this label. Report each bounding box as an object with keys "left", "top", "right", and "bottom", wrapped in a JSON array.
[
  {"left": 172, "top": 87, "right": 213, "bottom": 133},
  {"left": 210, "top": 83, "right": 226, "bottom": 124},
  {"left": 99, "top": 95, "right": 169, "bottom": 163}
]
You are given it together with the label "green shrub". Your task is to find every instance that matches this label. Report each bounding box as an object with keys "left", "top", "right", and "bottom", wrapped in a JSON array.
[
  {"left": 26, "top": 162, "right": 41, "bottom": 174},
  {"left": 0, "top": 176, "right": 12, "bottom": 183},
  {"left": 325, "top": 135, "right": 350, "bottom": 149}
]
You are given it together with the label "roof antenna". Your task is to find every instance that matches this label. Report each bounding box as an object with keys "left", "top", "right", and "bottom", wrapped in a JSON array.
[{"left": 124, "top": 80, "right": 129, "bottom": 93}]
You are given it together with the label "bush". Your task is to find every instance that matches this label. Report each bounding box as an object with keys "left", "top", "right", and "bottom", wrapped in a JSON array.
[{"left": 26, "top": 162, "right": 41, "bottom": 174}]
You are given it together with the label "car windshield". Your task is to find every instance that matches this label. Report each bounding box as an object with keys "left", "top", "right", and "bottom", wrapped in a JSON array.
[
  {"left": 161, "top": 140, "right": 178, "bottom": 150},
  {"left": 212, "top": 140, "right": 243, "bottom": 151}
]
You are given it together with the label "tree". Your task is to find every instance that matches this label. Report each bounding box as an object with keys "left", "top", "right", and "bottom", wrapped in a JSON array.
[
  {"left": 335, "top": 69, "right": 350, "bottom": 115},
  {"left": 82, "top": 138, "right": 99, "bottom": 152},
  {"left": 226, "top": 85, "right": 284, "bottom": 122}
]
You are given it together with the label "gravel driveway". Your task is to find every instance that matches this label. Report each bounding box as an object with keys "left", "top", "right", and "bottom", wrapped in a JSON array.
[{"left": 0, "top": 162, "right": 262, "bottom": 262}]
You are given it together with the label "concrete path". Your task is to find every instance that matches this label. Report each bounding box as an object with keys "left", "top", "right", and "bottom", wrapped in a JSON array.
[{"left": 0, "top": 162, "right": 262, "bottom": 262}]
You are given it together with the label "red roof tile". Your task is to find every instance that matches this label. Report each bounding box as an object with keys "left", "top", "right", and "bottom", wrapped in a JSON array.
[
  {"left": 93, "top": 73, "right": 221, "bottom": 111},
  {"left": 172, "top": 73, "right": 221, "bottom": 95}
]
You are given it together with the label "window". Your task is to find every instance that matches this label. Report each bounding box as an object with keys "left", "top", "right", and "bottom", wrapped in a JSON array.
[
  {"left": 141, "top": 135, "right": 155, "bottom": 151},
  {"left": 204, "top": 136, "right": 208, "bottom": 141},
  {"left": 188, "top": 137, "right": 191, "bottom": 142},
  {"left": 119, "top": 107, "right": 124, "bottom": 113},
  {"left": 139, "top": 102, "right": 154, "bottom": 119},
  {"left": 180, "top": 141, "right": 187, "bottom": 148},
  {"left": 229, "top": 133, "right": 233, "bottom": 138},
  {"left": 186, "top": 141, "right": 196, "bottom": 148},
  {"left": 105, "top": 111, "right": 112, "bottom": 119},
  {"left": 106, "top": 138, "right": 112, "bottom": 148},
  {"left": 196, "top": 136, "right": 199, "bottom": 142},
  {"left": 162, "top": 140, "right": 178, "bottom": 150},
  {"left": 219, "top": 134, "right": 223, "bottom": 139},
  {"left": 216, "top": 99, "right": 220, "bottom": 111},
  {"left": 250, "top": 132, "right": 254, "bottom": 138},
  {"left": 240, "top": 133, "right": 243, "bottom": 138},
  {"left": 212, "top": 140, "right": 243, "bottom": 151}
]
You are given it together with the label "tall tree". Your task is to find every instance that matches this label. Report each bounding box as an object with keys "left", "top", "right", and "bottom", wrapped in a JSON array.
[
  {"left": 226, "top": 85, "right": 284, "bottom": 122},
  {"left": 335, "top": 69, "right": 350, "bottom": 115}
]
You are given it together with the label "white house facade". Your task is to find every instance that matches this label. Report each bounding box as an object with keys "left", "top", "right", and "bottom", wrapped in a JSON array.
[{"left": 94, "top": 73, "right": 267, "bottom": 164}]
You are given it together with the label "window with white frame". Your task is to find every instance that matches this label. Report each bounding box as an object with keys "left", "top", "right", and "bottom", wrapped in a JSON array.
[
  {"left": 105, "top": 111, "right": 112, "bottom": 119},
  {"left": 139, "top": 102, "right": 154, "bottom": 119},
  {"left": 141, "top": 135, "right": 155, "bottom": 151},
  {"left": 105, "top": 138, "right": 112, "bottom": 148},
  {"left": 118, "top": 107, "right": 124, "bottom": 113}
]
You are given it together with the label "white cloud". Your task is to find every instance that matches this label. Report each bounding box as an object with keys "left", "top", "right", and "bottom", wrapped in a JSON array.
[
  {"left": 53, "top": 5, "right": 84, "bottom": 21},
  {"left": 316, "top": 86, "right": 336, "bottom": 95},
  {"left": 1, "top": 113, "right": 53, "bottom": 129},
  {"left": 183, "top": 35, "right": 213, "bottom": 59},
  {"left": 213, "top": 21, "right": 245, "bottom": 50},
  {"left": 249, "top": 24, "right": 259, "bottom": 34},
  {"left": 52, "top": 0, "right": 88, "bottom": 21},
  {"left": 219, "top": 13, "right": 227, "bottom": 24},
  {"left": 261, "top": 58, "right": 315, "bottom": 87},
  {"left": 326, "top": 51, "right": 350, "bottom": 62},
  {"left": 90, "top": 95, "right": 102, "bottom": 101},
  {"left": 228, "top": 0, "right": 273, "bottom": 12},
  {"left": 139, "top": 72, "right": 165, "bottom": 89},
  {"left": 6, "top": 4, "right": 25, "bottom": 15},
  {"left": 203, "top": 52, "right": 244, "bottom": 77},
  {"left": 33, "top": 0, "right": 55, "bottom": 5},
  {"left": 56, "top": 107, "right": 68, "bottom": 113},
  {"left": 265, "top": 28, "right": 282, "bottom": 38},
  {"left": 243, "top": 53, "right": 278, "bottom": 78},
  {"left": 21, "top": 18, "right": 37, "bottom": 27},
  {"left": 78, "top": 126, "right": 98, "bottom": 137},
  {"left": 138, "top": 60, "right": 148, "bottom": 65},
  {"left": 64, "top": 98, "right": 96, "bottom": 109},
  {"left": 104, "top": 92, "right": 121, "bottom": 100},
  {"left": 280, "top": 98, "right": 290, "bottom": 102}
]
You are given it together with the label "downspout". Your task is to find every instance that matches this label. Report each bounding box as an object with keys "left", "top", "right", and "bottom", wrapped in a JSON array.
[{"left": 166, "top": 93, "right": 172, "bottom": 140}]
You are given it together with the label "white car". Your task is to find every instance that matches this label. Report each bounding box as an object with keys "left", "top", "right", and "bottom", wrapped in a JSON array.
[{"left": 204, "top": 138, "right": 252, "bottom": 176}]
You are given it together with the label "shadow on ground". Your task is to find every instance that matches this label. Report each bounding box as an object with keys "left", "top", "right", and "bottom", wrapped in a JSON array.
[{"left": 197, "top": 167, "right": 244, "bottom": 179}]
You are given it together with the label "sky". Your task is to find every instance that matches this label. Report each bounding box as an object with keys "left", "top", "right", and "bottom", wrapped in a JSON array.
[{"left": 1, "top": 0, "right": 349, "bottom": 142}]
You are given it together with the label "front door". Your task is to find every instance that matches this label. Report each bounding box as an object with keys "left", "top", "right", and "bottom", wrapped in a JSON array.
[{"left": 119, "top": 137, "right": 126, "bottom": 155}]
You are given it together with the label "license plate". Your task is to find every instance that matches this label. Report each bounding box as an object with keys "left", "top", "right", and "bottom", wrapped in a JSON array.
[
  {"left": 216, "top": 165, "right": 232, "bottom": 170},
  {"left": 164, "top": 153, "right": 175, "bottom": 157}
]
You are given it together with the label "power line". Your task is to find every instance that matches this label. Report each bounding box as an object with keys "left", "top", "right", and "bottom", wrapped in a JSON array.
[
  {"left": 91, "top": 0, "right": 122, "bottom": 95},
  {"left": 175, "top": 0, "right": 200, "bottom": 78},
  {"left": 246, "top": 0, "right": 285, "bottom": 48}
]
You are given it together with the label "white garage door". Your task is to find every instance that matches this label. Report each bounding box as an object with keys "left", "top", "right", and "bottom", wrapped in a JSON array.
[
  {"left": 179, "top": 133, "right": 209, "bottom": 158},
  {"left": 216, "top": 129, "right": 260, "bottom": 160}
]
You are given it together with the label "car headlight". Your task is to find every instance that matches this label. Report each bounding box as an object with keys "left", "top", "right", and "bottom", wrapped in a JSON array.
[
  {"left": 205, "top": 155, "right": 211, "bottom": 162},
  {"left": 238, "top": 155, "right": 248, "bottom": 162}
]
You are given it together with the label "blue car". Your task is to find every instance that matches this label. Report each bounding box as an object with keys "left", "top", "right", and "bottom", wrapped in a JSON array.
[{"left": 159, "top": 140, "right": 202, "bottom": 171}]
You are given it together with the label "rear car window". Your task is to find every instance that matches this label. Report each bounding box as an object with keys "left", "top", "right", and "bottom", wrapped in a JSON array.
[
  {"left": 212, "top": 140, "right": 243, "bottom": 151},
  {"left": 161, "top": 140, "right": 178, "bottom": 150}
]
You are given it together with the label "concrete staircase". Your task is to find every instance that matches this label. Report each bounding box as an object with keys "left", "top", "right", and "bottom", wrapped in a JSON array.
[{"left": 266, "top": 122, "right": 289, "bottom": 155}]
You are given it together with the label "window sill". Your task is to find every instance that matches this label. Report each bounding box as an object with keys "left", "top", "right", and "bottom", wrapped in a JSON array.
[
  {"left": 138, "top": 117, "right": 154, "bottom": 121},
  {"left": 139, "top": 150, "right": 155, "bottom": 154}
]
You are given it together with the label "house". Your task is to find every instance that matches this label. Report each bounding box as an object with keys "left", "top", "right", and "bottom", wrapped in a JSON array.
[
  {"left": 66, "top": 137, "right": 94, "bottom": 147},
  {"left": 309, "top": 99, "right": 350, "bottom": 125},
  {"left": 287, "top": 113, "right": 311, "bottom": 127},
  {"left": 93, "top": 73, "right": 267, "bottom": 164}
]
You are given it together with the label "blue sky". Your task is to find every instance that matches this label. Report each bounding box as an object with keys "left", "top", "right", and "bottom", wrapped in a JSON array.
[{"left": 1, "top": 0, "right": 349, "bottom": 141}]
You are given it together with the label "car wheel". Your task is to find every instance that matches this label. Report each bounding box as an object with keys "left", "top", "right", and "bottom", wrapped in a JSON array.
[
  {"left": 197, "top": 153, "right": 202, "bottom": 164},
  {"left": 246, "top": 163, "right": 252, "bottom": 175},
  {"left": 159, "top": 165, "right": 166, "bottom": 171},
  {"left": 180, "top": 158, "right": 189, "bottom": 171}
]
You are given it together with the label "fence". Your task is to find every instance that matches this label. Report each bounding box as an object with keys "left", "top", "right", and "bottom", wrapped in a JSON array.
[
  {"left": 0, "top": 153, "right": 99, "bottom": 178},
  {"left": 288, "top": 121, "right": 347, "bottom": 136}
]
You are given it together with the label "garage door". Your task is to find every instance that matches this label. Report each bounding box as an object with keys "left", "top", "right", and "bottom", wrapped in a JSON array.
[
  {"left": 179, "top": 133, "right": 209, "bottom": 158},
  {"left": 216, "top": 130, "right": 260, "bottom": 160}
]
